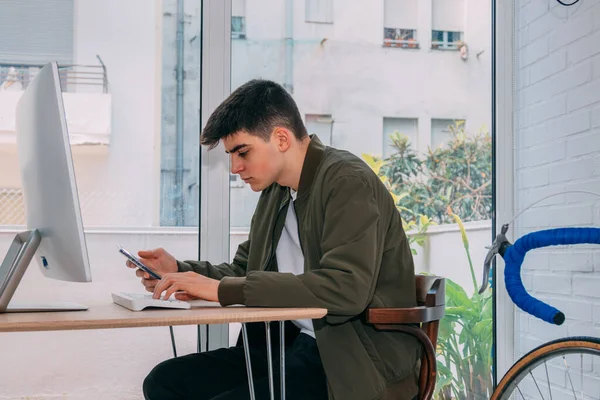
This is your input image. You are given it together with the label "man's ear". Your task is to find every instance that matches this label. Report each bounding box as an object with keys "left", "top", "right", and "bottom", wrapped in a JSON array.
[{"left": 273, "top": 128, "right": 292, "bottom": 152}]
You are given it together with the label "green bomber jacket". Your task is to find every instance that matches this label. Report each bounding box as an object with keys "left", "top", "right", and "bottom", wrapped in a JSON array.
[{"left": 178, "top": 135, "right": 420, "bottom": 400}]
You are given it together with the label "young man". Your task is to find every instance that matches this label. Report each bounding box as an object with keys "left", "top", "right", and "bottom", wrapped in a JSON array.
[{"left": 131, "top": 80, "right": 420, "bottom": 400}]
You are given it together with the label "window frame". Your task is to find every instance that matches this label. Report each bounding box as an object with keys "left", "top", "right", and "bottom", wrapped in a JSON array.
[
  {"left": 305, "top": 0, "right": 334, "bottom": 24},
  {"left": 493, "top": 0, "right": 516, "bottom": 384},
  {"left": 201, "top": 0, "right": 233, "bottom": 350},
  {"left": 431, "top": 30, "right": 463, "bottom": 50},
  {"left": 231, "top": 16, "right": 246, "bottom": 39},
  {"left": 383, "top": 28, "right": 419, "bottom": 49}
]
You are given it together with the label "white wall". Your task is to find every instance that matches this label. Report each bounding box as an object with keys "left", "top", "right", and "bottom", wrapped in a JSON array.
[{"left": 515, "top": 0, "right": 600, "bottom": 377}]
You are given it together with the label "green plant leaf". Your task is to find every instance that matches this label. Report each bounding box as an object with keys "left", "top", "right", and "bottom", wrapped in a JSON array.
[
  {"left": 445, "top": 279, "right": 471, "bottom": 308},
  {"left": 376, "top": 124, "right": 494, "bottom": 398},
  {"left": 434, "top": 363, "right": 454, "bottom": 397},
  {"left": 396, "top": 192, "right": 409, "bottom": 201},
  {"left": 472, "top": 319, "right": 493, "bottom": 347}
]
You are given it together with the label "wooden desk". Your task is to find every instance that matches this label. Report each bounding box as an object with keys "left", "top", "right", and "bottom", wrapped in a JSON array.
[
  {"left": 0, "top": 302, "right": 327, "bottom": 400},
  {"left": 0, "top": 302, "right": 327, "bottom": 332}
]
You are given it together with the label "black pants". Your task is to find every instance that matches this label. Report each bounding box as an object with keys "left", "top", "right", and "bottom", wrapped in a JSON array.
[{"left": 143, "top": 322, "right": 328, "bottom": 400}]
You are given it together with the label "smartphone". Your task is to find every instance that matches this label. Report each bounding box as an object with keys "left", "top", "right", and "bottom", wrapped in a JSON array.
[{"left": 117, "top": 245, "right": 162, "bottom": 280}]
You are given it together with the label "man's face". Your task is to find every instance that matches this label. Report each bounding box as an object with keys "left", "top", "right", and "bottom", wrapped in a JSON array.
[{"left": 223, "top": 131, "right": 282, "bottom": 192}]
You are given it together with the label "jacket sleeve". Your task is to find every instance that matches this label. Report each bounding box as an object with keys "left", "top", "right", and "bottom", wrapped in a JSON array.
[
  {"left": 177, "top": 215, "right": 254, "bottom": 280},
  {"left": 218, "top": 175, "right": 384, "bottom": 324}
]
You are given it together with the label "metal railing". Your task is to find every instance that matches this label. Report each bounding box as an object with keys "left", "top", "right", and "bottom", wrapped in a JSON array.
[
  {"left": 0, "top": 57, "right": 108, "bottom": 93},
  {"left": 0, "top": 188, "right": 150, "bottom": 227},
  {"left": 0, "top": 189, "right": 25, "bottom": 225}
]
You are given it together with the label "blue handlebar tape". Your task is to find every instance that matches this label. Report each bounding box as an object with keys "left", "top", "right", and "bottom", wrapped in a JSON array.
[{"left": 504, "top": 227, "right": 600, "bottom": 325}]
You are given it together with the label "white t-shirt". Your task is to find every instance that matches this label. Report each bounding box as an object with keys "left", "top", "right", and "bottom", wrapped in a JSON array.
[{"left": 275, "top": 189, "right": 315, "bottom": 338}]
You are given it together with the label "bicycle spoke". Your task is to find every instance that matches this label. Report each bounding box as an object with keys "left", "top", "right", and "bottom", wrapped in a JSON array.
[
  {"left": 530, "top": 371, "right": 546, "bottom": 400},
  {"left": 516, "top": 385, "right": 525, "bottom": 400},
  {"left": 563, "top": 355, "right": 577, "bottom": 400},
  {"left": 544, "top": 361, "right": 553, "bottom": 400},
  {"left": 490, "top": 339, "right": 600, "bottom": 400},
  {"left": 580, "top": 354, "right": 583, "bottom": 399}
]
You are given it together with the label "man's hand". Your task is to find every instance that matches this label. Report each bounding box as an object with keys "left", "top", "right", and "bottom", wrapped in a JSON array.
[
  {"left": 152, "top": 272, "right": 220, "bottom": 302},
  {"left": 125, "top": 247, "right": 178, "bottom": 292}
]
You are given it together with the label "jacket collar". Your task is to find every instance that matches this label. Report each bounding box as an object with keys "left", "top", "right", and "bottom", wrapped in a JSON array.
[{"left": 297, "top": 134, "right": 326, "bottom": 199}]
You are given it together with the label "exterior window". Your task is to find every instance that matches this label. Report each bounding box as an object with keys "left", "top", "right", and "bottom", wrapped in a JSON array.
[
  {"left": 305, "top": 0, "right": 333, "bottom": 24},
  {"left": 383, "top": 28, "right": 418, "bottom": 48},
  {"left": 231, "top": 16, "right": 246, "bottom": 39},
  {"left": 232, "top": 0, "right": 246, "bottom": 39},
  {"left": 382, "top": 117, "right": 418, "bottom": 158},
  {"left": 383, "top": 0, "right": 418, "bottom": 48},
  {"left": 431, "top": 118, "right": 465, "bottom": 149},
  {"left": 306, "top": 114, "right": 333, "bottom": 146},
  {"left": 431, "top": 30, "right": 463, "bottom": 50}
]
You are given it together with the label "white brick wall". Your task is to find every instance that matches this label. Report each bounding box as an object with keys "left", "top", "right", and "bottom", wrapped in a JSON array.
[
  {"left": 515, "top": 0, "right": 600, "bottom": 363},
  {"left": 593, "top": 303, "right": 600, "bottom": 323}
]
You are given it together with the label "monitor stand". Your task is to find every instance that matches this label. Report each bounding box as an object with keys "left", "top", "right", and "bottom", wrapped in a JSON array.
[{"left": 0, "top": 230, "right": 88, "bottom": 313}]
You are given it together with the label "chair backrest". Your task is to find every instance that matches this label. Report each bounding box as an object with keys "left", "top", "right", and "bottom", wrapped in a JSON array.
[
  {"left": 416, "top": 275, "right": 445, "bottom": 308},
  {"left": 415, "top": 275, "right": 445, "bottom": 399},
  {"left": 415, "top": 275, "right": 445, "bottom": 350},
  {"left": 366, "top": 274, "right": 446, "bottom": 399}
]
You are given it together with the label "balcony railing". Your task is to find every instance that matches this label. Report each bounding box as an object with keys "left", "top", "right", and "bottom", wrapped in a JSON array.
[{"left": 0, "top": 61, "right": 108, "bottom": 93}]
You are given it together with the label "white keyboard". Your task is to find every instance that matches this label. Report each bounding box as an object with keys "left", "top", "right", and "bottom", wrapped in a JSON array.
[{"left": 111, "top": 292, "right": 191, "bottom": 311}]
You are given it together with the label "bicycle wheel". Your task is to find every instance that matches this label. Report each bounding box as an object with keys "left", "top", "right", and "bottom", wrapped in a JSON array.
[{"left": 492, "top": 336, "right": 600, "bottom": 400}]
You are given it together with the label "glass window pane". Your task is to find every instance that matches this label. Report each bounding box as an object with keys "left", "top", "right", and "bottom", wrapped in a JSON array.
[
  {"left": 448, "top": 31, "right": 460, "bottom": 44},
  {"left": 160, "top": 1, "right": 202, "bottom": 227},
  {"left": 230, "top": 1, "right": 493, "bottom": 397},
  {"left": 432, "top": 30, "right": 444, "bottom": 42},
  {"left": 0, "top": 1, "right": 204, "bottom": 396},
  {"left": 232, "top": 16, "right": 246, "bottom": 39},
  {"left": 306, "top": 114, "right": 333, "bottom": 146},
  {"left": 383, "top": 117, "right": 418, "bottom": 158},
  {"left": 431, "top": 118, "right": 465, "bottom": 149}
]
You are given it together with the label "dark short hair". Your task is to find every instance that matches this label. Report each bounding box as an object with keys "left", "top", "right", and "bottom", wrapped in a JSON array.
[{"left": 201, "top": 79, "right": 308, "bottom": 149}]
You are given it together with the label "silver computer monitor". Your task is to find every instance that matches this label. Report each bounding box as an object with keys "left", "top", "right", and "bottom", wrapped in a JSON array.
[{"left": 0, "top": 62, "right": 91, "bottom": 312}]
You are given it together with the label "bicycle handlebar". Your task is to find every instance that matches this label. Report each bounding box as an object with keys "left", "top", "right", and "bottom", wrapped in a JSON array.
[{"left": 502, "top": 227, "right": 600, "bottom": 325}]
